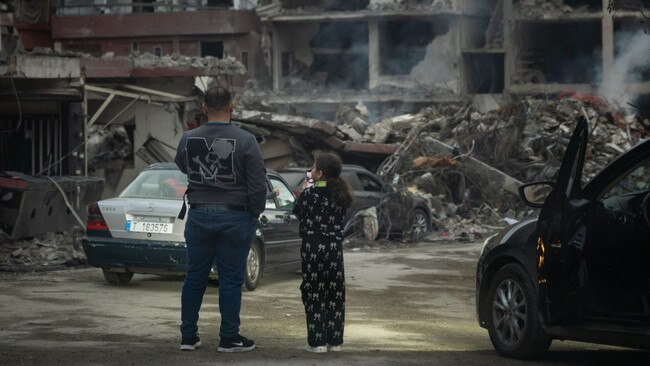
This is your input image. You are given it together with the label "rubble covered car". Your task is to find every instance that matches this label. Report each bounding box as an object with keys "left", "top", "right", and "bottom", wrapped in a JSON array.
[{"left": 82, "top": 163, "right": 302, "bottom": 290}]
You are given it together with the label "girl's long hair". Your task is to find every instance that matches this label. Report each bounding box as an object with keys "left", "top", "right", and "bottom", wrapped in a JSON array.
[{"left": 315, "top": 153, "right": 353, "bottom": 209}]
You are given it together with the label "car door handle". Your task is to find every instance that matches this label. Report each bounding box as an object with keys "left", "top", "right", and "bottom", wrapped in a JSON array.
[
  {"left": 275, "top": 214, "right": 291, "bottom": 223},
  {"left": 260, "top": 216, "right": 268, "bottom": 225}
]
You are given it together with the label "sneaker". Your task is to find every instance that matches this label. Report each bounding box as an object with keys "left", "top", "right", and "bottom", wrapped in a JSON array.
[
  {"left": 328, "top": 344, "right": 342, "bottom": 352},
  {"left": 217, "top": 335, "right": 255, "bottom": 353},
  {"left": 179, "top": 336, "right": 201, "bottom": 351},
  {"left": 305, "top": 345, "right": 328, "bottom": 353}
]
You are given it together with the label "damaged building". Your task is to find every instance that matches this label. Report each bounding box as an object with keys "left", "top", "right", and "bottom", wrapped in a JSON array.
[
  {"left": 255, "top": 0, "right": 489, "bottom": 118},
  {"left": 1, "top": 0, "right": 649, "bottom": 247},
  {"left": 0, "top": 0, "right": 251, "bottom": 240},
  {"left": 253, "top": 0, "right": 649, "bottom": 115}
]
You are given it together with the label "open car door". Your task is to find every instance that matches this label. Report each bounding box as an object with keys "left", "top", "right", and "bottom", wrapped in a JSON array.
[{"left": 536, "top": 117, "right": 589, "bottom": 325}]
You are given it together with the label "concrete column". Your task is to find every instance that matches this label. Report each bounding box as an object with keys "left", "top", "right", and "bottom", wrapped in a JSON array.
[
  {"left": 272, "top": 24, "right": 282, "bottom": 92},
  {"left": 368, "top": 19, "right": 380, "bottom": 90},
  {"left": 602, "top": 1, "right": 614, "bottom": 86},
  {"left": 503, "top": 0, "right": 514, "bottom": 91},
  {"left": 172, "top": 36, "right": 180, "bottom": 55}
]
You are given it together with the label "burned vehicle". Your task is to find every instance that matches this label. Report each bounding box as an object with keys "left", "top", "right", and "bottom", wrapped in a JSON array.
[
  {"left": 82, "top": 163, "right": 301, "bottom": 290},
  {"left": 278, "top": 164, "right": 433, "bottom": 239},
  {"left": 476, "top": 118, "right": 650, "bottom": 359}
]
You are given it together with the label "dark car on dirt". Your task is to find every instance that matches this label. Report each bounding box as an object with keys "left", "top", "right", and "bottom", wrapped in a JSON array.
[
  {"left": 476, "top": 118, "right": 650, "bottom": 359},
  {"left": 82, "top": 163, "right": 301, "bottom": 290},
  {"left": 278, "top": 165, "right": 433, "bottom": 239}
]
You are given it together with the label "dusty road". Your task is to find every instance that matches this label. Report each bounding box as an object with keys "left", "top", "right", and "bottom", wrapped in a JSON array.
[{"left": 1, "top": 242, "right": 648, "bottom": 365}]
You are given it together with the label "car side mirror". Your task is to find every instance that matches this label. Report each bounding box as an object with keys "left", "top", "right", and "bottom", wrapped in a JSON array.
[
  {"left": 519, "top": 181, "right": 554, "bottom": 208},
  {"left": 382, "top": 184, "right": 396, "bottom": 193}
]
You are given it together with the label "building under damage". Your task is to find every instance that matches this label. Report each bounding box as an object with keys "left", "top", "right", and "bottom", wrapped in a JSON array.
[
  {"left": 253, "top": 0, "right": 649, "bottom": 113},
  {"left": 1, "top": 0, "right": 649, "bottom": 244}
]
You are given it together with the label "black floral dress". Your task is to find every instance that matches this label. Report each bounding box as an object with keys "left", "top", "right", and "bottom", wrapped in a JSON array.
[{"left": 292, "top": 186, "right": 346, "bottom": 347}]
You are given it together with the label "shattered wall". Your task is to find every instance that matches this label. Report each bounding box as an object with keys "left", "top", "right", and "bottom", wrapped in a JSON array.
[
  {"left": 88, "top": 79, "right": 193, "bottom": 198},
  {"left": 99, "top": 101, "right": 184, "bottom": 198},
  {"left": 513, "top": 21, "right": 602, "bottom": 85},
  {"left": 372, "top": 17, "right": 460, "bottom": 94},
  {"left": 408, "top": 20, "right": 459, "bottom": 93},
  {"left": 272, "top": 21, "right": 369, "bottom": 90}
]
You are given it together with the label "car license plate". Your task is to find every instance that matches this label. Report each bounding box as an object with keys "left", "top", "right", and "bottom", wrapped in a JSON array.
[{"left": 126, "top": 221, "right": 173, "bottom": 234}]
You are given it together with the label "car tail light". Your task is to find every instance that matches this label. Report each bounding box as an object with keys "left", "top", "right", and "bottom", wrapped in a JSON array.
[{"left": 86, "top": 203, "right": 112, "bottom": 237}]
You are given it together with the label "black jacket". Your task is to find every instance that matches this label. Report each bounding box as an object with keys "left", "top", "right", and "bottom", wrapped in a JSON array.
[{"left": 174, "top": 122, "right": 267, "bottom": 218}]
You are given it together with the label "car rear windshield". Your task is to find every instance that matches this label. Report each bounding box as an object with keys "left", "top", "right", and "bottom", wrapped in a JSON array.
[
  {"left": 120, "top": 170, "right": 188, "bottom": 200},
  {"left": 279, "top": 171, "right": 305, "bottom": 188}
]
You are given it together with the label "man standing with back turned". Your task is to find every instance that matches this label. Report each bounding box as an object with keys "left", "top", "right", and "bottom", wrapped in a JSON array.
[{"left": 174, "top": 86, "right": 267, "bottom": 353}]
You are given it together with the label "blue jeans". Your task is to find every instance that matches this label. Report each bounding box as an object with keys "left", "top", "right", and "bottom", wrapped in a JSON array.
[{"left": 180, "top": 207, "right": 256, "bottom": 339}]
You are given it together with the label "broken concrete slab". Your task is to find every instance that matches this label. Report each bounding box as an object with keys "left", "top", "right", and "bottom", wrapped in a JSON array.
[
  {"left": 9, "top": 54, "right": 80, "bottom": 78},
  {"left": 0, "top": 173, "right": 104, "bottom": 240},
  {"left": 233, "top": 109, "right": 399, "bottom": 161},
  {"left": 420, "top": 136, "right": 523, "bottom": 197}
]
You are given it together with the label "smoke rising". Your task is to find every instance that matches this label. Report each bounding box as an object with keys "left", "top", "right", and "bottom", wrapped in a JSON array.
[{"left": 599, "top": 31, "right": 650, "bottom": 109}]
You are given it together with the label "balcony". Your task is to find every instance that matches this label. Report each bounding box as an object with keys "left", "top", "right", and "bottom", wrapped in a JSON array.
[{"left": 52, "top": 8, "right": 257, "bottom": 40}]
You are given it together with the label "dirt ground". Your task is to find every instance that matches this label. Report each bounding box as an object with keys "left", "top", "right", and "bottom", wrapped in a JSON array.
[{"left": 1, "top": 242, "right": 649, "bottom": 366}]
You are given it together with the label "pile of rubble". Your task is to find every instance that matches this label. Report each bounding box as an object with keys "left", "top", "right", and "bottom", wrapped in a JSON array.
[
  {"left": 236, "top": 92, "right": 646, "bottom": 242},
  {"left": 0, "top": 231, "right": 86, "bottom": 270},
  {"left": 356, "top": 94, "right": 648, "bottom": 241},
  {"left": 87, "top": 125, "right": 132, "bottom": 170}
]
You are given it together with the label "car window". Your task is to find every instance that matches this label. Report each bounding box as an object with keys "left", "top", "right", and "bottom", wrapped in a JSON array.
[
  {"left": 357, "top": 172, "right": 382, "bottom": 192},
  {"left": 279, "top": 171, "right": 306, "bottom": 188},
  {"left": 120, "top": 170, "right": 188, "bottom": 199},
  {"left": 342, "top": 171, "right": 362, "bottom": 191},
  {"left": 269, "top": 176, "right": 295, "bottom": 210},
  {"left": 601, "top": 160, "right": 650, "bottom": 200}
]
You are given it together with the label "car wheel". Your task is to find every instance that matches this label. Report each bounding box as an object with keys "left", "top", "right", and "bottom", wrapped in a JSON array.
[
  {"left": 244, "top": 241, "right": 262, "bottom": 291},
  {"left": 407, "top": 209, "right": 430, "bottom": 240},
  {"left": 102, "top": 269, "right": 134, "bottom": 285},
  {"left": 485, "top": 263, "right": 552, "bottom": 359}
]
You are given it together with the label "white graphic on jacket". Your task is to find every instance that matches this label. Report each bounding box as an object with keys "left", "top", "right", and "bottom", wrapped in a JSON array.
[{"left": 185, "top": 137, "right": 236, "bottom": 185}]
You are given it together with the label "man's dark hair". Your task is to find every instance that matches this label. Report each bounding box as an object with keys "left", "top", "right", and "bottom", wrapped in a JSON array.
[{"left": 204, "top": 86, "right": 231, "bottom": 112}]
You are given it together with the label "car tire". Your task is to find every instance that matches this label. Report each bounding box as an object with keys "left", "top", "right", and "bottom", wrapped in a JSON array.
[
  {"left": 244, "top": 241, "right": 263, "bottom": 291},
  {"left": 407, "top": 209, "right": 431, "bottom": 241},
  {"left": 485, "top": 263, "right": 552, "bottom": 359},
  {"left": 102, "top": 269, "right": 134, "bottom": 285}
]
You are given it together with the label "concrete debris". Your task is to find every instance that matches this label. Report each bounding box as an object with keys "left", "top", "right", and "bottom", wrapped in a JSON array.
[
  {"left": 365, "top": 93, "right": 648, "bottom": 240},
  {"left": 258, "top": 0, "right": 457, "bottom": 17},
  {"left": 514, "top": 0, "right": 600, "bottom": 17},
  {"left": 132, "top": 53, "right": 246, "bottom": 75},
  {"left": 0, "top": 231, "right": 86, "bottom": 270},
  {"left": 5, "top": 48, "right": 246, "bottom": 78},
  {"left": 233, "top": 109, "right": 398, "bottom": 168},
  {"left": 87, "top": 125, "right": 132, "bottom": 169},
  {"left": 337, "top": 105, "right": 369, "bottom": 135},
  {"left": 369, "top": 0, "right": 454, "bottom": 12},
  {"left": 24, "top": 46, "right": 247, "bottom": 74},
  {"left": 0, "top": 173, "right": 104, "bottom": 240},
  {"left": 353, "top": 207, "right": 379, "bottom": 241}
]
